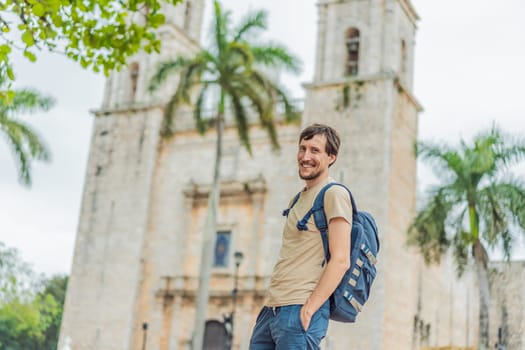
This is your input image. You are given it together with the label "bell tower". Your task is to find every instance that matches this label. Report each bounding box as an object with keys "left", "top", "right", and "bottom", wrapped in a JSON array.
[
  {"left": 303, "top": 1, "right": 423, "bottom": 349},
  {"left": 311, "top": 0, "right": 417, "bottom": 86}
]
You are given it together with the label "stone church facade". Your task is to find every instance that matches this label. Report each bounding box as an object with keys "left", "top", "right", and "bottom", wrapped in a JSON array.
[{"left": 58, "top": 0, "right": 523, "bottom": 349}]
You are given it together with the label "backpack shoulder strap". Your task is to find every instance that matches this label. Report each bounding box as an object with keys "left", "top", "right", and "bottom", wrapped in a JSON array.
[
  {"left": 297, "top": 182, "right": 357, "bottom": 260},
  {"left": 282, "top": 191, "right": 302, "bottom": 217}
]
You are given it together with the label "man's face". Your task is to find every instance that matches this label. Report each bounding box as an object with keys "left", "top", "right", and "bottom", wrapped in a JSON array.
[{"left": 297, "top": 134, "right": 336, "bottom": 181}]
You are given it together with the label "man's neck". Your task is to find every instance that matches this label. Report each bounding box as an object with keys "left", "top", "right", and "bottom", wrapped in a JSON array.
[{"left": 304, "top": 174, "right": 330, "bottom": 190}]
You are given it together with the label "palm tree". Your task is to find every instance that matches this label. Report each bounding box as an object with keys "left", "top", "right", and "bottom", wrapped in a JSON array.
[
  {"left": 0, "top": 73, "right": 55, "bottom": 186},
  {"left": 408, "top": 126, "right": 525, "bottom": 350},
  {"left": 149, "top": 2, "right": 300, "bottom": 348}
]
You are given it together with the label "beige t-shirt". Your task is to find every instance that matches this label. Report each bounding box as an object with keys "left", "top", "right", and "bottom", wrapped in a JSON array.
[{"left": 266, "top": 178, "right": 353, "bottom": 307}]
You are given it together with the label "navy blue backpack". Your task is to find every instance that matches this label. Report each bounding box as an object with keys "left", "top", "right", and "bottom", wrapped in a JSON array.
[{"left": 283, "top": 182, "right": 380, "bottom": 322}]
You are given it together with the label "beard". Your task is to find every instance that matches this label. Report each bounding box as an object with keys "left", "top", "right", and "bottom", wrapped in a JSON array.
[{"left": 299, "top": 168, "right": 322, "bottom": 180}]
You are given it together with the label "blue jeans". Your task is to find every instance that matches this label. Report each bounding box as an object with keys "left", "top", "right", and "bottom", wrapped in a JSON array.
[{"left": 249, "top": 301, "right": 330, "bottom": 349}]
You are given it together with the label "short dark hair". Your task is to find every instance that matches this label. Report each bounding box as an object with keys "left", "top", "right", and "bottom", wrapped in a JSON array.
[{"left": 299, "top": 124, "right": 341, "bottom": 163}]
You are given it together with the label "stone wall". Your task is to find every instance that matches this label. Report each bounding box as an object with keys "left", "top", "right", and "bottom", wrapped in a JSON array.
[
  {"left": 58, "top": 109, "right": 164, "bottom": 350},
  {"left": 489, "top": 261, "right": 525, "bottom": 350},
  {"left": 134, "top": 122, "right": 302, "bottom": 349}
]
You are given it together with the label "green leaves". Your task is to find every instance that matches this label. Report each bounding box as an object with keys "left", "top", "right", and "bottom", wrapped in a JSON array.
[
  {"left": 0, "top": 0, "right": 183, "bottom": 99},
  {"left": 410, "top": 126, "right": 525, "bottom": 273},
  {"left": 0, "top": 242, "right": 67, "bottom": 350},
  {"left": 149, "top": 13, "right": 166, "bottom": 26},
  {"left": 0, "top": 45, "right": 11, "bottom": 64},
  {"left": 22, "top": 31, "right": 35, "bottom": 46},
  {"left": 32, "top": 3, "right": 45, "bottom": 16},
  {"left": 0, "top": 74, "right": 54, "bottom": 186},
  {"left": 23, "top": 50, "right": 37, "bottom": 62},
  {"left": 6, "top": 67, "right": 14, "bottom": 81}
]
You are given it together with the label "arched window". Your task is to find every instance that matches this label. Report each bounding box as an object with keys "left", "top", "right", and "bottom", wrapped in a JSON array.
[
  {"left": 129, "top": 62, "right": 140, "bottom": 102},
  {"left": 400, "top": 39, "right": 407, "bottom": 75},
  {"left": 345, "top": 28, "right": 360, "bottom": 76}
]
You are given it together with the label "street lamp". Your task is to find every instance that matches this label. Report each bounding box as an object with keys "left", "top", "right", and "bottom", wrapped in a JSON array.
[
  {"left": 141, "top": 322, "right": 148, "bottom": 350},
  {"left": 225, "top": 251, "right": 244, "bottom": 349}
]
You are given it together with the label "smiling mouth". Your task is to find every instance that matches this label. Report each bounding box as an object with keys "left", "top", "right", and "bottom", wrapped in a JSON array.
[{"left": 300, "top": 163, "right": 315, "bottom": 168}]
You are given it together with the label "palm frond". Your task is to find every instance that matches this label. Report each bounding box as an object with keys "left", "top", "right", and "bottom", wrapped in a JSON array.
[
  {"left": 162, "top": 56, "right": 210, "bottom": 134},
  {"left": 225, "top": 42, "right": 254, "bottom": 70},
  {"left": 251, "top": 44, "right": 302, "bottom": 74},
  {"left": 228, "top": 89, "right": 252, "bottom": 155},
  {"left": 250, "top": 70, "right": 300, "bottom": 141},
  {"left": 497, "top": 143, "right": 525, "bottom": 168},
  {"left": 0, "top": 89, "right": 55, "bottom": 114},
  {"left": 148, "top": 57, "right": 192, "bottom": 92},
  {"left": 161, "top": 92, "right": 179, "bottom": 137},
  {"left": 227, "top": 74, "right": 268, "bottom": 120},
  {"left": 266, "top": 80, "right": 300, "bottom": 123},
  {"left": 466, "top": 135, "right": 497, "bottom": 176},
  {"left": 451, "top": 229, "right": 470, "bottom": 276},
  {"left": 485, "top": 126, "right": 525, "bottom": 169},
  {"left": 233, "top": 9, "right": 267, "bottom": 42},
  {"left": 178, "top": 59, "right": 207, "bottom": 104},
  {"left": 239, "top": 69, "right": 301, "bottom": 150},
  {"left": 479, "top": 178, "right": 525, "bottom": 236},
  {"left": 0, "top": 116, "right": 50, "bottom": 185},
  {"left": 416, "top": 141, "right": 457, "bottom": 180},
  {"left": 462, "top": 125, "right": 525, "bottom": 178},
  {"left": 193, "top": 84, "right": 211, "bottom": 135},
  {"left": 408, "top": 187, "right": 455, "bottom": 264},
  {"left": 499, "top": 178, "right": 525, "bottom": 228},
  {"left": 229, "top": 72, "right": 277, "bottom": 145},
  {"left": 213, "top": 0, "right": 231, "bottom": 55}
]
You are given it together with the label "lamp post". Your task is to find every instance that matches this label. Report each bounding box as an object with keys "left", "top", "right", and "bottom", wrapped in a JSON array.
[
  {"left": 226, "top": 251, "right": 244, "bottom": 350},
  {"left": 141, "top": 322, "right": 148, "bottom": 350}
]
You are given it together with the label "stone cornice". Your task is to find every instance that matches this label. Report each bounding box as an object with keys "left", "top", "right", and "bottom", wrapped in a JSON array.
[
  {"left": 156, "top": 288, "right": 268, "bottom": 300},
  {"left": 92, "top": 100, "right": 304, "bottom": 134},
  {"left": 303, "top": 71, "right": 423, "bottom": 112},
  {"left": 303, "top": 72, "right": 389, "bottom": 89},
  {"left": 397, "top": 0, "right": 420, "bottom": 24},
  {"left": 316, "top": 0, "right": 367, "bottom": 5},
  {"left": 183, "top": 176, "right": 267, "bottom": 201},
  {"left": 91, "top": 103, "right": 164, "bottom": 116},
  {"left": 394, "top": 76, "right": 423, "bottom": 112},
  {"left": 315, "top": 0, "right": 419, "bottom": 26},
  {"left": 155, "top": 275, "right": 270, "bottom": 299}
]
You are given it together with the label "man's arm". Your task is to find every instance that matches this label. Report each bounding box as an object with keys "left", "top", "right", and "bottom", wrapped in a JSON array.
[{"left": 300, "top": 216, "right": 351, "bottom": 330}]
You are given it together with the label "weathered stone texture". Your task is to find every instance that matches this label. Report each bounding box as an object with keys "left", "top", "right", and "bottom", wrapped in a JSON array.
[
  {"left": 58, "top": 109, "right": 164, "bottom": 350},
  {"left": 132, "top": 123, "right": 302, "bottom": 349},
  {"left": 314, "top": 0, "right": 416, "bottom": 87},
  {"left": 489, "top": 261, "right": 525, "bottom": 350}
]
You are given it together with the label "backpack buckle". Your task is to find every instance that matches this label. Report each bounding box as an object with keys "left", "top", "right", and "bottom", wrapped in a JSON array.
[{"left": 361, "top": 244, "right": 377, "bottom": 265}]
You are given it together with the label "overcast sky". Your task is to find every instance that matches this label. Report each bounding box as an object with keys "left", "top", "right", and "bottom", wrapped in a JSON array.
[{"left": 1, "top": 0, "right": 524, "bottom": 276}]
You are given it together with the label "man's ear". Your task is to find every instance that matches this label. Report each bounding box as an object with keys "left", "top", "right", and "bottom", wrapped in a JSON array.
[{"left": 329, "top": 154, "right": 336, "bottom": 166}]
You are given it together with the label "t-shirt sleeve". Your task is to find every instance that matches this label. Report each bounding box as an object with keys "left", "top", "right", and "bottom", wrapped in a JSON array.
[{"left": 324, "top": 185, "right": 353, "bottom": 225}]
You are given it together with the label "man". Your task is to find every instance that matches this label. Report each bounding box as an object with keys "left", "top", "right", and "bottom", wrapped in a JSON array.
[{"left": 249, "top": 123, "right": 353, "bottom": 349}]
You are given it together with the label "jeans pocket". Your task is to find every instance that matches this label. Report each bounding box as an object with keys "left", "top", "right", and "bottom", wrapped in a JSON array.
[
  {"left": 255, "top": 307, "right": 268, "bottom": 324},
  {"left": 306, "top": 302, "right": 330, "bottom": 339},
  {"left": 284, "top": 305, "right": 305, "bottom": 333}
]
